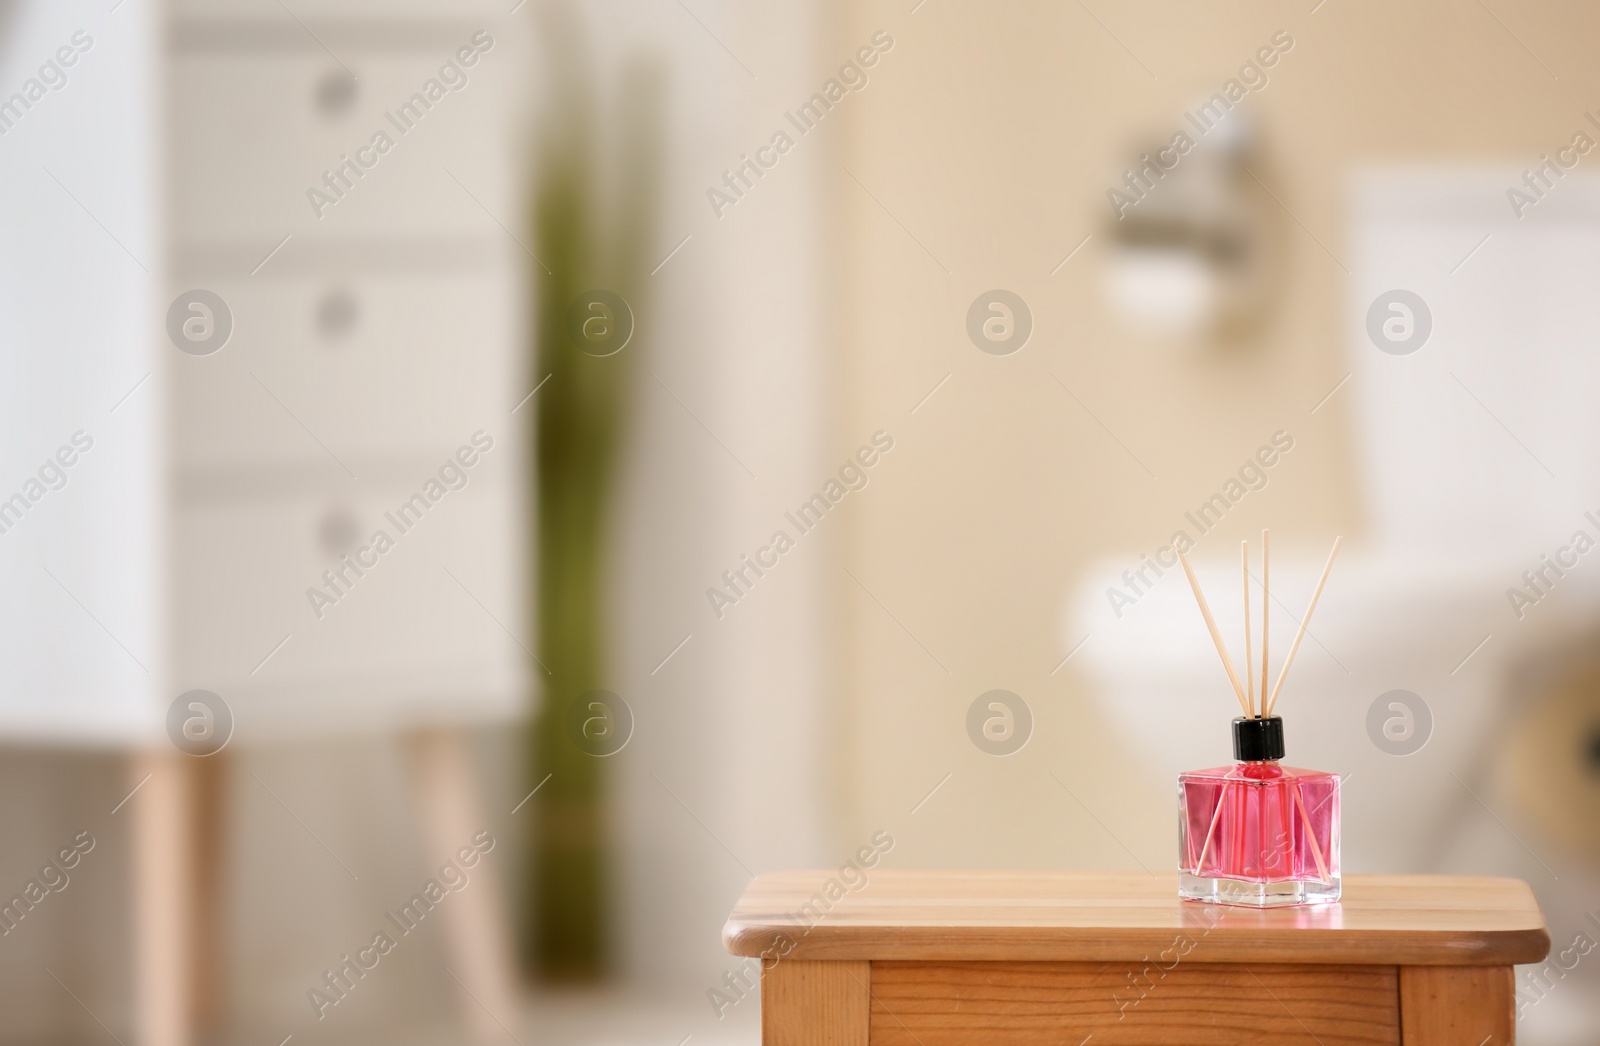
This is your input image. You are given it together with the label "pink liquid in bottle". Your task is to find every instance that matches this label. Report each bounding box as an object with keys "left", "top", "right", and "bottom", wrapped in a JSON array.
[{"left": 1178, "top": 715, "right": 1340, "bottom": 907}]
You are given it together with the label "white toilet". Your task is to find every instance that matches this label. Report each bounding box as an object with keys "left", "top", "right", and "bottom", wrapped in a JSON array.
[{"left": 1071, "top": 169, "right": 1600, "bottom": 883}]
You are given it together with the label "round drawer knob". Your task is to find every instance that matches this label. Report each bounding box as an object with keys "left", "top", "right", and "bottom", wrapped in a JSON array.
[
  {"left": 316, "top": 288, "right": 359, "bottom": 341},
  {"left": 315, "top": 70, "right": 358, "bottom": 118},
  {"left": 318, "top": 506, "right": 360, "bottom": 557}
]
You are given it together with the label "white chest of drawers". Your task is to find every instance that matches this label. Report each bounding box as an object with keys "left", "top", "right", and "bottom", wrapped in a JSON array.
[
  {"left": 164, "top": 8, "right": 530, "bottom": 740},
  {"left": 1, "top": 2, "right": 532, "bottom": 1041}
]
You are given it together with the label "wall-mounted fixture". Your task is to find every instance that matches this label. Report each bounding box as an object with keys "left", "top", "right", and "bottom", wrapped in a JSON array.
[{"left": 1103, "top": 106, "right": 1281, "bottom": 344}]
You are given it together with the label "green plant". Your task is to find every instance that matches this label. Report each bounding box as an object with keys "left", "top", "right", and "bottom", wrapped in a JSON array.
[{"left": 525, "top": 4, "right": 661, "bottom": 981}]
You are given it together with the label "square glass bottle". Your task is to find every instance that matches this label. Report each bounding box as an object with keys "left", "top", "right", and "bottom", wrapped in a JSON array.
[{"left": 1178, "top": 715, "right": 1340, "bottom": 907}]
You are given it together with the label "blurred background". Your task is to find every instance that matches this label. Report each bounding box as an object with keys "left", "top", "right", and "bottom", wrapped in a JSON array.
[{"left": 2, "top": 0, "right": 1599, "bottom": 1043}]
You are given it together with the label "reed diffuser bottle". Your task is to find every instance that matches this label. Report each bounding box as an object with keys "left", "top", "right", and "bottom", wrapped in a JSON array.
[{"left": 1175, "top": 533, "right": 1342, "bottom": 907}]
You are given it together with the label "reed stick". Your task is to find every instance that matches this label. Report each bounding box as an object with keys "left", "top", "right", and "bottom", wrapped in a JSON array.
[
  {"left": 1291, "top": 780, "right": 1330, "bottom": 883},
  {"left": 1177, "top": 549, "right": 1251, "bottom": 715},
  {"left": 1192, "top": 771, "right": 1236, "bottom": 874},
  {"left": 1242, "top": 540, "right": 1254, "bottom": 718},
  {"left": 1260, "top": 529, "right": 1270, "bottom": 718},
  {"left": 1264, "top": 536, "right": 1343, "bottom": 717}
]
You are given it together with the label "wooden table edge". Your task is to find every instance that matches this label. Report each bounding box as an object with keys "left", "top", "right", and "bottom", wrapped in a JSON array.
[{"left": 723, "top": 923, "right": 1551, "bottom": 966}]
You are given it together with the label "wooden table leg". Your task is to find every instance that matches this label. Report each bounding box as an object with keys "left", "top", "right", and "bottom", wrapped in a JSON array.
[
  {"left": 1400, "top": 965, "right": 1514, "bottom": 1044},
  {"left": 762, "top": 960, "right": 869, "bottom": 1046},
  {"left": 190, "top": 753, "right": 228, "bottom": 1036},
  {"left": 131, "top": 751, "right": 192, "bottom": 1046},
  {"left": 407, "top": 729, "right": 520, "bottom": 1040}
]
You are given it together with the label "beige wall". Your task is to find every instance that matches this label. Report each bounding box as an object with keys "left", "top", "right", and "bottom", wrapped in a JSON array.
[{"left": 829, "top": 0, "right": 1596, "bottom": 865}]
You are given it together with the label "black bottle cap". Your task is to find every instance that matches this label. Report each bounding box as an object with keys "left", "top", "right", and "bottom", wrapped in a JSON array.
[{"left": 1233, "top": 715, "right": 1285, "bottom": 761}]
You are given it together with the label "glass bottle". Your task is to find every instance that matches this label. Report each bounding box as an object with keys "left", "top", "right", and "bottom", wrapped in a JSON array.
[{"left": 1178, "top": 715, "right": 1340, "bottom": 907}]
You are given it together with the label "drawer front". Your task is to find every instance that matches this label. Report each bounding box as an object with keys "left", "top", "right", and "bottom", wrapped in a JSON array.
[
  {"left": 867, "top": 961, "right": 1400, "bottom": 1046},
  {"left": 168, "top": 44, "right": 522, "bottom": 239},
  {"left": 167, "top": 265, "right": 524, "bottom": 471},
  {"left": 171, "top": 467, "right": 525, "bottom": 739},
  {"left": 169, "top": 3, "right": 512, "bottom": 18}
]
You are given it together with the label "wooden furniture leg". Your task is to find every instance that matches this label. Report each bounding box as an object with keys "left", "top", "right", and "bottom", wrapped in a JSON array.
[
  {"left": 190, "top": 754, "right": 228, "bottom": 1035},
  {"left": 131, "top": 751, "right": 192, "bottom": 1046},
  {"left": 1400, "top": 965, "right": 1514, "bottom": 1045},
  {"left": 761, "top": 960, "right": 869, "bottom": 1046},
  {"left": 407, "top": 729, "right": 520, "bottom": 1040}
]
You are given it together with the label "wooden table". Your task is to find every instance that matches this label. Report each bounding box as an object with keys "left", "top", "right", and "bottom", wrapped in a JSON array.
[{"left": 723, "top": 872, "right": 1549, "bottom": 1045}]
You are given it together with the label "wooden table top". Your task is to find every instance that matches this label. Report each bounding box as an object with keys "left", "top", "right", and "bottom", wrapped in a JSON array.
[{"left": 724, "top": 871, "right": 1550, "bottom": 966}]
